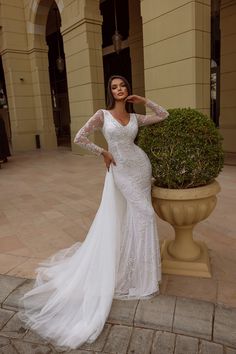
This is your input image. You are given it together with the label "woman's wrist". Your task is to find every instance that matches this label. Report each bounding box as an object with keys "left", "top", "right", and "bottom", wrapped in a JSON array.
[
  {"left": 144, "top": 98, "right": 151, "bottom": 106},
  {"left": 143, "top": 97, "right": 148, "bottom": 105},
  {"left": 138, "top": 96, "right": 147, "bottom": 105}
]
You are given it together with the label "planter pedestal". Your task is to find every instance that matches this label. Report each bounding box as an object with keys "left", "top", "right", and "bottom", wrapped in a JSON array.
[
  {"left": 161, "top": 240, "right": 211, "bottom": 277},
  {"left": 152, "top": 180, "right": 220, "bottom": 278}
]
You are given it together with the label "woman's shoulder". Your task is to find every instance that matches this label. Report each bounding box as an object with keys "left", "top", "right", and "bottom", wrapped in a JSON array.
[
  {"left": 99, "top": 109, "right": 111, "bottom": 117},
  {"left": 95, "top": 108, "right": 107, "bottom": 114},
  {"left": 88, "top": 110, "right": 105, "bottom": 126},
  {"left": 93, "top": 109, "right": 106, "bottom": 117}
]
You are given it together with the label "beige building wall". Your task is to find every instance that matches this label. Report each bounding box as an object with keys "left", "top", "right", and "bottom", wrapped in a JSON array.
[
  {"left": 220, "top": 1, "right": 236, "bottom": 152},
  {"left": 141, "top": 0, "right": 211, "bottom": 116},
  {"left": 1, "top": 0, "right": 235, "bottom": 153},
  {"left": 0, "top": 0, "right": 106, "bottom": 153},
  {"left": 0, "top": 0, "right": 58, "bottom": 151}
]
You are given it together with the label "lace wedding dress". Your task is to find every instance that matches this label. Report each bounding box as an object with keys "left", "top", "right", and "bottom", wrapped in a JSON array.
[{"left": 19, "top": 99, "right": 169, "bottom": 349}]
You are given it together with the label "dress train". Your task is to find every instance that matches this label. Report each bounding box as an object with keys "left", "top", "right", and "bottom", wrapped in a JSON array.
[{"left": 19, "top": 169, "right": 125, "bottom": 349}]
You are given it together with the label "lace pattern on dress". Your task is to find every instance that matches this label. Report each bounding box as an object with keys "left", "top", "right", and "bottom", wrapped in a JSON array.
[
  {"left": 73, "top": 110, "right": 104, "bottom": 156},
  {"left": 136, "top": 99, "right": 169, "bottom": 126},
  {"left": 73, "top": 100, "right": 169, "bottom": 155}
]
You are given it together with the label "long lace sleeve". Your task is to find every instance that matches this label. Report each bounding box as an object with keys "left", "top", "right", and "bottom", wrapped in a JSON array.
[
  {"left": 74, "top": 110, "right": 104, "bottom": 156},
  {"left": 136, "top": 99, "right": 169, "bottom": 127}
]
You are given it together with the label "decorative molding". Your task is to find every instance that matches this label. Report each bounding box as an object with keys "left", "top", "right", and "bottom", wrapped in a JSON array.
[
  {"left": 61, "top": 17, "right": 102, "bottom": 36},
  {"left": 30, "top": 0, "right": 64, "bottom": 15},
  {"left": 1, "top": 48, "right": 48, "bottom": 56},
  {"left": 28, "top": 47, "right": 48, "bottom": 54},
  {"left": 28, "top": 0, "right": 64, "bottom": 27}
]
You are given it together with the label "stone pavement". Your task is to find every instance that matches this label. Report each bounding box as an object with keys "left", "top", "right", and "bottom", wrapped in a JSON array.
[
  {"left": 0, "top": 150, "right": 236, "bottom": 307},
  {"left": 0, "top": 274, "right": 236, "bottom": 353},
  {"left": 0, "top": 149, "right": 236, "bottom": 353}
]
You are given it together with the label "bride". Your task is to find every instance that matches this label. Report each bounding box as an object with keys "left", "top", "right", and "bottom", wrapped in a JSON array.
[{"left": 19, "top": 75, "right": 169, "bottom": 349}]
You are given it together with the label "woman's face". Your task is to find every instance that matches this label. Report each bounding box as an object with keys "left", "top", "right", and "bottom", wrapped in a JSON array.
[{"left": 110, "top": 78, "right": 128, "bottom": 101}]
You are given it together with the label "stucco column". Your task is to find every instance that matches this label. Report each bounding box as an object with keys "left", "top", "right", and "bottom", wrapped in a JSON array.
[
  {"left": 141, "top": 0, "right": 211, "bottom": 115},
  {"left": 1, "top": 50, "right": 37, "bottom": 151},
  {"left": 2, "top": 47, "right": 57, "bottom": 151},
  {"left": 62, "top": 14, "right": 106, "bottom": 154}
]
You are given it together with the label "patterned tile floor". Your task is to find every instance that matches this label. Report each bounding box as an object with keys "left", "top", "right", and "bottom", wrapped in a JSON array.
[{"left": 0, "top": 149, "right": 236, "bottom": 308}]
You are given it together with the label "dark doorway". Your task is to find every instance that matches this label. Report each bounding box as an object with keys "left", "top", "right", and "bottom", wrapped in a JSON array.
[
  {"left": 100, "top": 0, "right": 132, "bottom": 100},
  {"left": 0, "top": 57, "right": 7, "bottom": 109},
  {"left": 103, "top": 47, "right": 132, "bottom": 97},
  {"left": 211, "top": 0, "right": 221, "bottom": 127},
  {"left": 0, "top": 57, "right": 11, "bottom": 143},
  {"left": 46, "top": 3, "right": 71, "bottom": 147}
]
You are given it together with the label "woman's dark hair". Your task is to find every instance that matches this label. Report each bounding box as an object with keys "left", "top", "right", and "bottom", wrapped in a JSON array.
[{"left": 106, "top": 75, "right": 134, "bottom": 113}]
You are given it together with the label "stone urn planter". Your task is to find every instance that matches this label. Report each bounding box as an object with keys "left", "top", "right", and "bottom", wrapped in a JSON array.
[
  {"left": 152, "top": 180, "right": 220, "bottom": 277},
  {"left": 138, "top": 107, "right": 224, "bottom": 277}
]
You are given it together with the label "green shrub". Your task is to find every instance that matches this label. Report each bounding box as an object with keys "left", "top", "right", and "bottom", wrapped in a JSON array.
[{"left": 137, "top": 108, "right": 224, "bottom": 189}]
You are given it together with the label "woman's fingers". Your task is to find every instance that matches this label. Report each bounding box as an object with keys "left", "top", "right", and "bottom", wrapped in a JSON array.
[
  {"left": 125, "top": 95, "right": 134, "bottom": 102},
  {"left": 106, "top": 160, "right": 111, "bottom": 171},
  {"left": 103, "top": 153, "right": 116, "bottom": 171},
  {"left": 107, "top": 160, "right": 115, "bottom": 171},
  {"left": 125, "top": 94, "right": 146, "bottom": 104}
]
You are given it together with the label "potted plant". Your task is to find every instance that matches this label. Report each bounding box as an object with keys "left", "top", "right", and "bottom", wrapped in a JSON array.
[{"left": 138, "top": 108, "right": 224, "bottom": 277}]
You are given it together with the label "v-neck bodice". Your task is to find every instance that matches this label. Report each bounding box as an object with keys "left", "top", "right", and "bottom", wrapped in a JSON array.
[{"left": 106, "top": 110, "right": 131, "bottom": 127}]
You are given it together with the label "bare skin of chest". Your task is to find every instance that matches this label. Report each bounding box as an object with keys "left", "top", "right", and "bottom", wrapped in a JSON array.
[{"left": 109, "top": 111, "right": 130, "bottom": 125}]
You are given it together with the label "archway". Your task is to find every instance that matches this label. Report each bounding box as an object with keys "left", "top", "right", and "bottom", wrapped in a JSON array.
[{"left": 29, "top": 0, "right": 70, "bottom": 149}]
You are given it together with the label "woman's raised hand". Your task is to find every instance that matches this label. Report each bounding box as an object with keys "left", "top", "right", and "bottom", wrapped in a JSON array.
[
  {"left": 125, "top": 95, "right": 147, "bottom": 105},
  {"left": 101, "top": 150, "right": 116, "bottom": 172}
]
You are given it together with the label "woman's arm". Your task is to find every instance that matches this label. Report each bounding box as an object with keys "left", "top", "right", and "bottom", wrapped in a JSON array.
[
  {"left": 126, "top": 95, "right": 169, "bottom": 127},
  {"left": 74, "top": 110, "right": 104, "bottom": 156},
  {"left": 74, "top": 110, "right": 116, "bottom": 171},
  {"left": 136, "top": 99, "right": 169, "bottom": 127}
]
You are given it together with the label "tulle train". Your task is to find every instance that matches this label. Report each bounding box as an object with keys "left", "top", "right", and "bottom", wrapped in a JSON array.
[{"left": 19, "top": 169, "right": 125, "bottom": 349}]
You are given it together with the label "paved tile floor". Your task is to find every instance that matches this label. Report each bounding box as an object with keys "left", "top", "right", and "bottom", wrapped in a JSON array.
[
  {"left": 0, "top": 273, "right": 236, "bottom": 353},
  {"left": 0, "top": 149, "right": 236, "bottom": 353},
  {"left": 0, "top": 149, "right": 236, "bottom": 308}
]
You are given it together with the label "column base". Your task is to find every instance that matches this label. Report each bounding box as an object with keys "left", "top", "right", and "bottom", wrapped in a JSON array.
[
  {"left": 40, "top": 132, "right": 57, "bottom": 150},
  {"left": 161, "top": 240, "right": 212, "bottom": 278},
  {"left": 12, "top": 132, "right": 57, "bottom": 152}
]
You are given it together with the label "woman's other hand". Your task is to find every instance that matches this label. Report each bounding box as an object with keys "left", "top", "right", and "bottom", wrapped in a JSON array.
[
  {"left": 101, "top": 150, "right": 116, "bottom": 171},
  {"left": 125, "top": 95, "right": 147, "bottom": 105}
]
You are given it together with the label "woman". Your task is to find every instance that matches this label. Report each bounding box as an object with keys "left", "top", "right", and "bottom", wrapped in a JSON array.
[{"left": 19, "top": 75, "right": 169, "bottom": 349}]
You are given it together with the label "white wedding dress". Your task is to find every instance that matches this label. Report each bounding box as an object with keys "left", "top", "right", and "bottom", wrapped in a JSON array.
[{"left": 19, "top": 99, "right": 169, "bottom": 349}]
